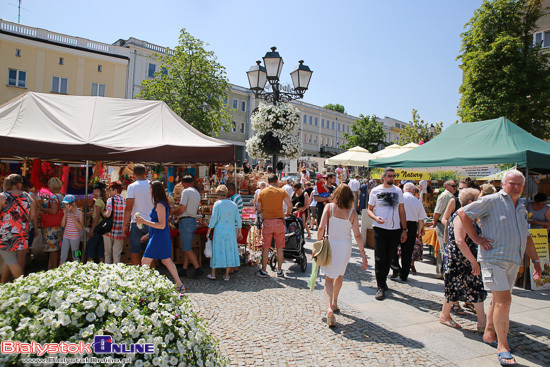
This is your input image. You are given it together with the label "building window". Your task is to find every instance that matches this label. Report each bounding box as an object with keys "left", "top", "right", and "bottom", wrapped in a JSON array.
[
  {"left": 331, "top": 138, "right": 334, "bottom": 147},
  {"left": 321, "top": 137, "right": 325, "bottom": 146},
  {"left": 223, "top": 98, "right": 228, "bottom": 105},
  {"left": 59, "top": 57, "right": 64, "bottom": 65},
  {"left": 309, "top": 135, "right": 312, "bottom": 143},
  {"left": 15, "top": 49, "right": 21, "bottom": 57},
  {"left": 51, "top": 76, "right": 68, "bottom": 94},
  {"left": 232, "top": 121, "right": 237, "bottom": 133},
  {"left": 315, "top": 117, "right": 318, "bottom": 126},
  {"left": 347, "top": 125, "right": 350, "bottom": 133},
  {"left": 338, "top": 123, "right": 341, "bottom": 131},
  {"left": 314, "top": 135, "right": 317, "bottom": 144},
  {"left": 91, "top": 83, "right": 106, "bottom": 97},
  {"left": 148, "top": 63, "right": 156, "bottom": 77},
  {"left": 544, "top": 31, "right": 550, "bottom": 48},
  {"left": 535, "top": 32, "right": 543, "bottom": 46},
  {"left": 331, "top": 121, "right": 334, "bottom": 130},
  {"left": 303, "top": 114, "right": 307, "bottom": 124},
  {"left": 240, "top": 100, "right": 246, "bottom": 112},
  {"left": 240, "top": 122, "right": 245, "bottom": 134},
  {"left": 309, "top": 116, "right": 312, "bottom": 125},
  {"left": 97, "top": 65, "right": 102, "bottom": 72},
  {"left": 8, "top": 69, "right": 26, "bottom": 88},
  {"left": 303, "top": 134, "right": 307, "bottom": 143},
  {"left": 232, "top": 99, "right": 238, "bottom": 109},
  {"left": 321, "top": 119, "right": 324, "bottom": 128}
]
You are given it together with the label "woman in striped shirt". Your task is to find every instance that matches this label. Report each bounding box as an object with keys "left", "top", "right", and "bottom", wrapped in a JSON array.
[{"left": 60, "top": 194, "right": 83, "bottom": 265}]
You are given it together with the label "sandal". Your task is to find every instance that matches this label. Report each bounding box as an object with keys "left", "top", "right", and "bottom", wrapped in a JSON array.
[
  {"left": 331, "top": 304, "right": 340, "bottom": 313},
  {"left": 463, "top": 302, "right": 476, "bottom": 313},
  {"left": 497, "top": 351, "right": 517, "bottom": 366},
  {"left": 176, "top": 284, "right": 185, "bottom": 295},
  {"left": 451, "top": 304, "right": 466, "bottom": 316},
  {"left": 327, "top": 313, "right": 336, "bottom": 328},
  {"left": 439, "top": 319, "right": 461, "bottom": 328},
  {"left": 223, "top": 276, "right": 230, "bottom": 281},
  {"left": 207, "top": 274, "right": 216, "bottom": 280},
  {"left": 410, "top": 264, "right": 417, "bottom": 273}
]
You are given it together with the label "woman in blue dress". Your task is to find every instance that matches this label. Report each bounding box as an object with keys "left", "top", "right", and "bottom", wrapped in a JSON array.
[
  {"left": 206, "top": 185, "right": 242, "bottom": 281},
  {"left": 135, "top": 181, "right": 185, "bottom": 294}
]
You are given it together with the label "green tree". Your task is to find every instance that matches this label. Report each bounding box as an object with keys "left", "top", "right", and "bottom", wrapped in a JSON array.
[
  {"left": 457, "top": 0, "right": 550, "bottom": 139},
  {"left": 137, "top": 29, "right": 232, "bottom": 136},
  {"left": 323, "top": 103, "right": 346, "bottom": 114},
  {"left": 397, "top": 109, "right": 443, "bottom": 144},
  {"left": 342, "top": 114, "right": 386, "bottom": 152}
]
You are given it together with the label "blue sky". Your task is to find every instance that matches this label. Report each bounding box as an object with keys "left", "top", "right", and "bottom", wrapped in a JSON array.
[{"left": 1, "top": 0, "right": 484, "bottom": 127}]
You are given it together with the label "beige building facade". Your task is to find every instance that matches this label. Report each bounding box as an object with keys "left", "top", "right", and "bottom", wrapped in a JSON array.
[{"left": 0, "top": 19, "right": 129, "bottom": 105}]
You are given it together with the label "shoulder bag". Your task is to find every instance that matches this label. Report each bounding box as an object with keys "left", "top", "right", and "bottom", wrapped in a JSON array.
[
  {"left": 94, "top": 198, "right": 114, "bottom": 235},
  {"left": 312, "top": 205, "right": 332, "bottom": 267},
  {"left": 41, "top": 195, "right": 64, "bottom": 228}
]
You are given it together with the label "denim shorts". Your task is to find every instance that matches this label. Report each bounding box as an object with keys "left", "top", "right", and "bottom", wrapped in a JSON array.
[
  {"left": 130, "top": 223, "right": 149, "bottom": 253},
  {"left": 179, "top": 217, "right": 197, "bottom": 252}
]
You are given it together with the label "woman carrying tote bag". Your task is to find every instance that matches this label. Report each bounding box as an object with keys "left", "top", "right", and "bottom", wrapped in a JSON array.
[{"left": 317, "top": 184, "right": 368, "bottom": 327}]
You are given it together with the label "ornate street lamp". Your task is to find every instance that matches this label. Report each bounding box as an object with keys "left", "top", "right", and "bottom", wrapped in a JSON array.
[{"left": 247, "top": 46, "right": 313, "bottom": 105}]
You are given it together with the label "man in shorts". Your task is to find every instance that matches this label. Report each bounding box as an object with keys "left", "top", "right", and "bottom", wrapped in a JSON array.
[
  {"left": 457, "top": 169, "right": 541, "bottom": 366},
  {"left": 257, "top": 174, "right": 292, "bottom": 278},
  {"left": 171, "top": 175, "right": 203, "bottom": 277},
  {"left": 123, "top": 164, "right": 153, "bottom": 266}
]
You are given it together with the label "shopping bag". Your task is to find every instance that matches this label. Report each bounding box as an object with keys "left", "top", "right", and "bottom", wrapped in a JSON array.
[
  {"left": 308, "top": 259, "right": 319, "bottom": 292},
  {"left": 204, "top": 239, "right": 212, "bottom": 258}
]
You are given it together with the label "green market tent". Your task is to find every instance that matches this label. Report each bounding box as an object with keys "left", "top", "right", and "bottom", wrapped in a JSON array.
[{"left": 368, "top": 117, "right": 550, "bottom": 170}]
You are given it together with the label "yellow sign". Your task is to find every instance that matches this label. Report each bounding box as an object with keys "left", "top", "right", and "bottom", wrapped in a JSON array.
[
  {"left": 529, "top": 228, "right": 550, "bottom": 290},
  {"left": 371, "top": 169, "right": 431, "bottom": 180}
]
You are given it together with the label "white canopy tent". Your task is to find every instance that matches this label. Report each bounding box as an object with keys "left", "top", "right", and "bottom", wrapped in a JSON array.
[
  {"left": 0, "top": 92, "right": 235, "bottom": 163},
  {"left": 324, "top": 146, "right": 376, "bottom": 166}
]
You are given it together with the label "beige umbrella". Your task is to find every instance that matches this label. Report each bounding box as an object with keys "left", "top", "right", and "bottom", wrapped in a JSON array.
[
  {"left": 324, "top": 146, "right": 376, "bottom": 166},
  {"left": 371, "top": 143, "right": 418, "bottom": 159}
]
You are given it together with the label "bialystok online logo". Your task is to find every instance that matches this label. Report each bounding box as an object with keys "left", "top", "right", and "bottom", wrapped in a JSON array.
[{"left": 1, "top": 335, "right": 155, "bottom": 356}]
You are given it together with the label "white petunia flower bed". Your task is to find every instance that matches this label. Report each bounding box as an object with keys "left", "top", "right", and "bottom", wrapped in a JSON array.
[{"left": 0, "top": 262, "right": 227, "bottom": 366}]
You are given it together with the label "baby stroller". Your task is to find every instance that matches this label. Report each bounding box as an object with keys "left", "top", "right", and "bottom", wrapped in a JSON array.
[{"left": 268, "top": 215, "right": 307, "bottom": 272}]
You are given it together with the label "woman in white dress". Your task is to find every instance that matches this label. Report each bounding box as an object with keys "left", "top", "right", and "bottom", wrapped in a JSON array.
[{"left": 317, "top": 184, "right": 368, "bottom": 327}]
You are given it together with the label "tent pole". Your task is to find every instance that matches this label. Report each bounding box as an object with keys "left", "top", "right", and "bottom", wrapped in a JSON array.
[
  {"left": 82, "top": 160, "right": 89, "bottom": 263},
  {"left": 523, "top": 166, "right": 530, "bottom": 290}
]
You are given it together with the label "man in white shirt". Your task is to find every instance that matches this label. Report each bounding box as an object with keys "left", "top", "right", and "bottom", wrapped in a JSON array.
[
  {"left": 348, "top": 175, "right": 361, "bottom": 212},
  {"left": 124, "top": 164, "right": 153, "bottom": 266},
  {"left": 367, "top": 167, "right": 407, "bottom": 301},
  {"left": 390, "top": 183, "right": 426, "bottom": 282},
  {"left": 171, "top": 175, "right": 203, "bottom": 278}
]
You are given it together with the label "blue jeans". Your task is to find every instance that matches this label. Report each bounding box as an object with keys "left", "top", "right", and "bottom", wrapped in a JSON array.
[{"left": 179, "top": 217, "right": 197, "bottom": 252}]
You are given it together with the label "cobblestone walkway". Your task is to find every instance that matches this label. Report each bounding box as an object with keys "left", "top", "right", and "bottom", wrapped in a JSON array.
[{"left": 183, "top": 245, "right": 457, "bottom": 367}]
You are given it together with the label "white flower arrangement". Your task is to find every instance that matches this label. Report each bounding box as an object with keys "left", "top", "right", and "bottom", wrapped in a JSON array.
[
  {"left": 0, "top": 262, "right": 227, "bottom": 366},
  {"left": 247, "top": 102, "right": 303, "bottom": 159}
]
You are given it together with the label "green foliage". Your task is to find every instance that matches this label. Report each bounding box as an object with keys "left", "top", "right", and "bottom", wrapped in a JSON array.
[
  {"left": 341, "top": 114, "right": 386, "bottom": 152},
  {"left": 457, "top": 0, "right": 550, "bottom": 139},
  {"left": 323, "top": 103, "right": 346, "bottom": 114},
  {"left": 397, "top": 109, "right": 443, "bottom": 144},
  {"left": 137, "top": 29, "right": 232, "bottom": 136}
]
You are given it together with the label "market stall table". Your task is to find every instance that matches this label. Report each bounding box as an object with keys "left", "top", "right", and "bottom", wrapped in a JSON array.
[{"left": 422, "top": 227, "right": 439, "bottom": 263}]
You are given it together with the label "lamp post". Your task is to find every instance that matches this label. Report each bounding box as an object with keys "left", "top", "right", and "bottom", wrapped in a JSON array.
[
  {"left": 246, "top": 47, "right": 313, "bottom": 168},
  {"left": 417, "top": 124, "right": 436, "bottom": 143}
]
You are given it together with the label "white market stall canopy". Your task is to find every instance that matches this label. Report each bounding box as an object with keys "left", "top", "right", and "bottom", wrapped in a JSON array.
[
  {"left": 0, "top": 92, "right": 235, "bottom": 163},
  {"left": 325, "top": 146, "right": 375, "bottom": 166},
  {"left": 371, "top": 143, "right": 419, "bottom": 159}
]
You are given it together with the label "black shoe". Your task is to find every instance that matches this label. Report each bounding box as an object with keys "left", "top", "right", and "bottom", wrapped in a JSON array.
[
  {"left": 390, "top": 271, "right": 399, "bottom": 279},
  {"left": 375, "top": 288, "right": 385, "bottom": 300},
  {"left": 194, "top": 267, "right": 204, "bottom": 278},
  {"left": 257, "top": 270, "right": 268, "bottom": 278},
  {"left": 177, "top": 268, "right": 187, "bottom": 277},
  {"left": 277, "top": 270, "right": 285, "bottom": 278}
]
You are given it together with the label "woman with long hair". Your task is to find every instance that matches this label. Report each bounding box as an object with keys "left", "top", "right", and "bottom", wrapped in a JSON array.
[
  {"left": 41, "top": 177, "right": 64, "bottom": 269},
  {"left": 135, "top": 181, "right": 185, "bottom": 294},
  {"left": 317, "top": 184, "right": 368, "bottom": 327}
]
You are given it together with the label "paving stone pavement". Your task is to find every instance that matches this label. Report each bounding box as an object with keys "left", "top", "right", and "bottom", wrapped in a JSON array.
[{"left": 176, "top": 231, "right": 550, "bottom": 367}]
